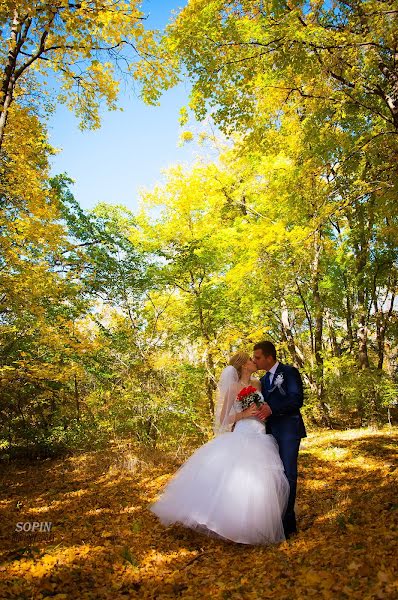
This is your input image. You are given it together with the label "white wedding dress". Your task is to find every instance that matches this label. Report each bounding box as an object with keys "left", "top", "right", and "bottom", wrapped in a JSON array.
[{"left": 150, "top": 417, "right": 289, "bottom": 545}]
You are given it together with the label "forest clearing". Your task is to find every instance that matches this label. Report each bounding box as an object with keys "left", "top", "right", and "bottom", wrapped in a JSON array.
[{"left": 1, "top": 427, "right": 397, "bottom": 600}]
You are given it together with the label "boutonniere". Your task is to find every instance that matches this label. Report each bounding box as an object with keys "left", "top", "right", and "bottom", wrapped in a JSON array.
[{"left": 269, "top": 373, "right": 286, "bottom": 395}]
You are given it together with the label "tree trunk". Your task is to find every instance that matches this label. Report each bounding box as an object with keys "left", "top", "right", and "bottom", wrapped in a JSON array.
[
  {"left": 357, "top": 305, "right": 370, "bottom": 369},
  {"left": 0, "top": 8, "right": 53, "bottom": 151},
  {"left": 373, "top": 277, "right": 396, "bottom": 370},
  {"left": 326, "top": 310, "right": 340, "bottom": 357},
  {"left": 353, "top": 199, "right": 373, "bottom": 370},
  {"left": 280, "top": 296, "right": 305, "bottom": 368},
  {"left": 192, "top": 276, "right": 217, "bottom": 416},
  {"left": 205, "top": 351, "right": 216, "bottom": 416},
  {"left": 0, "top": 9, "right": 21, "bottom": 150},
  {"left": 311, "top": 230, "right": 322, "bottom": 358},
  {"left": 342, "top": 272, "right": 355, "bottom": 353},
  {"left": 295, "top": 277, "right": 314, "bottom": 354},
  {"left": 311, "top": 229, "right": 331, "bottom": 426},
  {"left": 74, "top": 374, "right": 80, "bottom": 422}
]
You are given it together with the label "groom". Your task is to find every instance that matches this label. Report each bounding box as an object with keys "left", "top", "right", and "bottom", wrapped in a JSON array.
[{"left": 252, "top": 341, "right": 306, "bottom": 538}]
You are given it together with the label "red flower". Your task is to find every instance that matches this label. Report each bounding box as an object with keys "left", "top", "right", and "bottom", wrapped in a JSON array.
[
  {"left": 237, "top": 385, "right": 264, "bottom": 410},
  {"left": 237, "top": 386, "right": 258, "bottom": 401}
]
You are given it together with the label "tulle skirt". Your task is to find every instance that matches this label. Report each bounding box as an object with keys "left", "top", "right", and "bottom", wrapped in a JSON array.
[{"left": 150, "top": 418, "right": 289, "bottom": 545}]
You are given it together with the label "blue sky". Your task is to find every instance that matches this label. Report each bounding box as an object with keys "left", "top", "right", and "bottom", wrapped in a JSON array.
[{"left": 48, "top": 1, "right": 197, "bottom": 213}]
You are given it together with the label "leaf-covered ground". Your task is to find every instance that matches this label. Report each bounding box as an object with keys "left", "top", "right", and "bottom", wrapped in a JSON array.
[{"left": 0, "top": 428, "right": 397, "bottom": 599}]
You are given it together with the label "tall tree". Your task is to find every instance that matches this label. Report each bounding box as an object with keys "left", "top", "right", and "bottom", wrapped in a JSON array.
[
  {"left": 158, "top": 1, "right": 398, "bottom": 134},
  {"left": 0, "top": 0, "right": 176, "bottom": 147}
]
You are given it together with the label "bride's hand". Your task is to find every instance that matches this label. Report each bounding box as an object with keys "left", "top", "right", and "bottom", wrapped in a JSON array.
[{"left": 237, "top": 403, "right": 258, "bottom": 421}]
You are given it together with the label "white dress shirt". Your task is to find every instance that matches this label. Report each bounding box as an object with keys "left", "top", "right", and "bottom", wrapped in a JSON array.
[{"left": 267, "top": 361, "right": 279, "bottom": 385}]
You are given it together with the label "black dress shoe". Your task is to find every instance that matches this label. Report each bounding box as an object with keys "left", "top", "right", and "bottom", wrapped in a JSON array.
[{"left": 284, "top": 529, "right": 297, "bottom": 540}]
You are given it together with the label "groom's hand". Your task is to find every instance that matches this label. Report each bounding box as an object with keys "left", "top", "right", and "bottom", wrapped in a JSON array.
[{"left": 255, "top": 403, "right": 272, "bottom": 421}]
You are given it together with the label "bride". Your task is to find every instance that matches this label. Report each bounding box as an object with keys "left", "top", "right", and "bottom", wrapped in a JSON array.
[{"left": 150, "top": 352, "right": 289, "bottom": 544}]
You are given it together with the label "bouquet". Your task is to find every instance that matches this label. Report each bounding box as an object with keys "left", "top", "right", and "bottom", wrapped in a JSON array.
[{"left": 237, "top": 386, "right": 265, "bottom": 411}]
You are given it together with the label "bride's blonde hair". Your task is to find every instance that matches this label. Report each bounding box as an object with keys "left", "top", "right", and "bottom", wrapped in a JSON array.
[{"left": 228, "top": 351, "right": 250, "bottom": 378}]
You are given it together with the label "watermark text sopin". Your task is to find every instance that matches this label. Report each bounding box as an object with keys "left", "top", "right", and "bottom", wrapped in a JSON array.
[{"left": 15, "top": 522, "right": 52, "bottom": 533}]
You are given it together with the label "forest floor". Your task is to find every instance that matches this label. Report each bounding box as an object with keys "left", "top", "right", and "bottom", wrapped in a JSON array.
[{"left": 0, "top": 427, "right": 397, "bottom": 600}]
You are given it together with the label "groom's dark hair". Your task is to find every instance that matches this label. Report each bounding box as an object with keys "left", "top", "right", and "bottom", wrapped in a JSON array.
[{"left": 253, "top": 341, "right": 277, "bottom": 360}]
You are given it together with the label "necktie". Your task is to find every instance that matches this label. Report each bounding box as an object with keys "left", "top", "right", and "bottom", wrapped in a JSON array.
[{"left": 264, "top": 371, "right": 272, "bottom": 391}]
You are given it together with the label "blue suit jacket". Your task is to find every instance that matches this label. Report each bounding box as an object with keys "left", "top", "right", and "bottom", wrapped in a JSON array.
[{"left": 261, "top": 362, "right": 306, "bottom": 440}]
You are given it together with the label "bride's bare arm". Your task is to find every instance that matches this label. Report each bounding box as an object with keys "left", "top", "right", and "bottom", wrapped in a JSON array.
[
  {"left": 220, "top": 383, "right": 259, "bottom": 426},
  {"left": 235, "top": 404, "right": 259, "bottom": 422}
]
